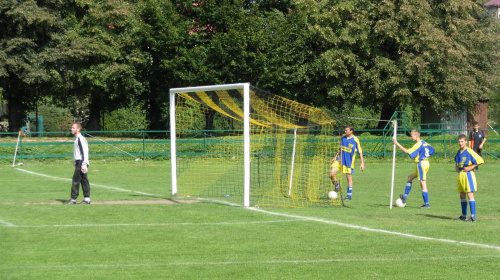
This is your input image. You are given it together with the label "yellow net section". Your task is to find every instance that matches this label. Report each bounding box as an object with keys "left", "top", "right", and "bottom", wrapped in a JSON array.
[{"left": 175, "top": 85, "right": 344, "bottom": 207}]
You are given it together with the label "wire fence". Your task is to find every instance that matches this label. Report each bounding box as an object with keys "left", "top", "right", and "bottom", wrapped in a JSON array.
[{"left": 1, "top": 129, "right": 499, "bottom": 162}]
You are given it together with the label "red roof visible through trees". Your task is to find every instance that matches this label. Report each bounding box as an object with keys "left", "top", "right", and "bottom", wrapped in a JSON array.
[{"left": 485, "top": 0, "right": 500, "bottom": 7}]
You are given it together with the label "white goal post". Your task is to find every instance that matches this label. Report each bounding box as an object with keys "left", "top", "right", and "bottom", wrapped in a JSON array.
[
  {"left": 169, "top": 83, "right": 251, "bottom": 207},
  {"left": 169, "top": 83, "right": 342, "bottom": 208}
]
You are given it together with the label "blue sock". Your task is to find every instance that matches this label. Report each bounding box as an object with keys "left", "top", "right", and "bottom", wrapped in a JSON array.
[
  {"left": 347, "top": 186, "right": 353, "bottom": 199},
  {"left": 403, "top": 182, "right": 412, "bottom": 199},
  {"left": 461, "top": 199, "right": 468, "bottom": 218},
  {"left": 422, "top": 190, "right": 429, "bottom": 207},
  {"left": 469, "top": 200, "right": 476, "bottom": 220}
]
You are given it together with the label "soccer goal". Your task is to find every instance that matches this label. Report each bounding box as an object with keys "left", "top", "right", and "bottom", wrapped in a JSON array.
[{"left": 169, "top": 83, "right": 344, "bottom": 207}]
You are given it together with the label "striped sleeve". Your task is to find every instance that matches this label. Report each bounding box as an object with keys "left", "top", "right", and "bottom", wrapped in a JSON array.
[{"left": 467, "top": 148, "right": 484, "bottom": 166}]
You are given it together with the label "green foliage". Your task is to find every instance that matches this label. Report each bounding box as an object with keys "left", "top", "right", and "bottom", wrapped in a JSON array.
[
  {"left": 0, "top": 0, "right": 68, "bottom": 131},
  {"left": 295, "top": 0, "right": 500, "bottom": 115},
  {"left": 488, "top": 88, "right": 500, "bottom": 129},
  {"left": 131, "top": 0, "right": 191, "bottom": 130},
  {"left": 32, "top": 105, "right": 73, "bottom": 132},
  {"left": 103, "top": 106, "right": 149, "bottom": 131},
  {"left": 338, "top": 104, "right": 380, "bottom": 129},
  {"left": 1, "top": 0, "right": 499, "bottom": 133}
]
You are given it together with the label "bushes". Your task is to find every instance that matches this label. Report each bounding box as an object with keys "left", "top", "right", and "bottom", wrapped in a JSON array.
[
  {"left": 31, "top": 105, "right": 73, "bottom": 132},
  {"left": 103, "top": 107, "right": 149, "bottom": 132},
  {"left": 29, "top": 105, "right": 149, "bottom": 134}
]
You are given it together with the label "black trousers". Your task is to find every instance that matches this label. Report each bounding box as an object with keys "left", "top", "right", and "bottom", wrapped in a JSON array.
[
  {"left": 71, "top": 160, "right": 90, "bottom": 199},
  {"left": 473, "top": 148, "right": 482, "bottom": 170}
]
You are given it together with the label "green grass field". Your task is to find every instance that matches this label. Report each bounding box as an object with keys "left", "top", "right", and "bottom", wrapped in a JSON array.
[{"left": 1, "top": 158, "right": 499, "bottom": 279}]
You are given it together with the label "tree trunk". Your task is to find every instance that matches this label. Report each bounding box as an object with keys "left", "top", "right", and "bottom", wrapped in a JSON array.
[
  {"left": 204, "top": 95, "right": 219, "bottom": 136},
  {"left": 205, "top": 108, "right": 216, "bottom": 130},
  {"left": 86, "top": 96, "right": 101, "bottom": 132},
  {"left": 146, "top": 96, "right": 167, "bottom": 131},
  {"left": 6, "top": 84, "right": 26, "bottom": 134},
  {"left": 376, "top": 103, "right": 397, "bottom": 133}
]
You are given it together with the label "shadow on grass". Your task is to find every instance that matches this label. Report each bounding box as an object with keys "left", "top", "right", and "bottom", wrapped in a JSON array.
[{"left": 416, "top": 214, "right": 453, "bottom": 220}]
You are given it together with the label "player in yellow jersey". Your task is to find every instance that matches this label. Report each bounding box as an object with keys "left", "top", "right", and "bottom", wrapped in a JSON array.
[
  {"left": 454, "top": 134, "right": 484, "bottom": 222},
  {"left": 331, "top": 125, "right": 365, "bottom": 201},
  {"left": 392, "top": 130, "right": 434, "bottom": 208}
]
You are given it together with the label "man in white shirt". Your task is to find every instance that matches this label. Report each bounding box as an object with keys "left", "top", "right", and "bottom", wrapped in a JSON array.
[{"left": 64, "top": 123, "right": 91, "bottom": 204}]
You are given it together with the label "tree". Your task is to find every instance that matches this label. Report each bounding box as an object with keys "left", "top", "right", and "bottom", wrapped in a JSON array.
[
  {"left": 0, "top": 0, "right": 145, "bottom": 132},
  {"left": 53, "top": 0, "right": 147, "bottom": 131},
  {"left": 205, "top": 1, "right": 314, "bottom": 100},
  {"left": 164, "top": 1, "right": 314, "bottom": 129},
  {"left": 0, "top": 0, "right": 66, "bottom": 132},
  {"left": 131, "top": 0, "right": 195, "bottom": 131},
  {"left": 295, "top": 0, "right": 500, "bottom": 126},
  {"left": 488, "top": 87, "right": 500, "bottom": 129}
]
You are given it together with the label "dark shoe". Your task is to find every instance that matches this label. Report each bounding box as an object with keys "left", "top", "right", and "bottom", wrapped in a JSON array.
[
  {"left": 64, "top": 200, "right": 76, "bottom": 204},
  {"left": 399, "top": 194, "right": 407, "bottom": 204},
  {"left": 454, "top": 216, "right": 466, "bottom": 221},
  {"left": 418, "top": 204, "right": 430, "bottom": 209},
  {"left": 343, "top": 197, "right": 351, "bottom": 201},
  {"left": 78, "top": 200, "right": 91, "bottom": 204},
  {"left": 465, "top": 218, "right": 476, "bottom": 222},
  {"left": 334, "top": 182, "right": 340, "bottom": 192}
]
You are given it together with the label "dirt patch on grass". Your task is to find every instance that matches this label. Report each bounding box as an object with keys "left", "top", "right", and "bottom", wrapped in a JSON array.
[
  {"left": 1, "top": 199, "right": 201, "bottom": 205},
  {"left": 93, "top": 199, "right": 200, "bottom": 205}
]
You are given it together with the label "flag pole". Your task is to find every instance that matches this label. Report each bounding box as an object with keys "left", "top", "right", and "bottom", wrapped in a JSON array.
[
  {"left": 12, "top": 131, "right": 22, "bottom": 167},
  {"left": 390, "top": 120, "right": 397, "bottom": 209}
]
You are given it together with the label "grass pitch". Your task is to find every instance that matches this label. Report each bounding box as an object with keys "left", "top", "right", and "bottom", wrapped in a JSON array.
[{"left": 0, "top": 158, "right": 499, "bottom": 279}]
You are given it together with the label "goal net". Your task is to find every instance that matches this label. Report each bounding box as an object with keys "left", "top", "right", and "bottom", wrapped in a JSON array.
[{"left": 169, "top": 83, "right": 344, "bottom": 207}]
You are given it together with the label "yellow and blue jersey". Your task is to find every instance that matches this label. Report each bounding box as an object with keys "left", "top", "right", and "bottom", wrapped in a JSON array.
[
  {"left": 408, "top": 140, "right": 434, "bottom": 163},
  {"left": 455, "top": 147, "right": 484, "bottom": 192},
  {"left": 339, "top": 135, "right": 363, "bottom": 171},
  {"left": 455, "top": 147, "right": 484, "bottom": 171}
]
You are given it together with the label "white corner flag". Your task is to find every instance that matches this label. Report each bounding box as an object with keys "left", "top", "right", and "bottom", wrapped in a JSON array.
[{"left": 390, "top": 120, "right": 397, "bottom": 209}]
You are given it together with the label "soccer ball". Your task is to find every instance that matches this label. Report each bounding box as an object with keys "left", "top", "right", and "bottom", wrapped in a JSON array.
[
  {"left": 395, "top": 198, "right": 406, "bottom": 208},
  {"left": 328, "top": 191, "right": 338, "bottom": 200}
]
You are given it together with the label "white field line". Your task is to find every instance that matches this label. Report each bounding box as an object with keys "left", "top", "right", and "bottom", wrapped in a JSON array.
[
  {"left": 3, "top": 255, "right": 500, "bottom": 270},
  {"left": 247, "top": 207, "right": 500, "bottom": 251},
  {"left": 0, "top": 218, "right": 16, "bottom": 227},
  {"left": 11, "top": 169, "right": 500, "bottom": 251},
  {"left": 16, "top": 169, "right": 157, "bottom": 196}
]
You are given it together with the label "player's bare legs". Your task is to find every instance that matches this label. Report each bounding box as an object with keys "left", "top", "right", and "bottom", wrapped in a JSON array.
[
  {"left": 330, "top": 167, "right": 340, "bottom": 192},
  {"left": 329, "top": 168, "right": 337, "bottom": 182},
  {"left": 346, "top": 173, "right": 353, "bottom": 187},
  {"left": 419, "top": 179, "right": 427, "bottom": 191},
  {"left": 467, "top": 192, "right": 475, "bottom": 201},
  {"left": 407, "top": 173, "right": 417, "bottom": 183}
]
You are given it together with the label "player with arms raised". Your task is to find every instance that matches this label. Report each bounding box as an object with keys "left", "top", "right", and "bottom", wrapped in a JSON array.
[
  {"left": 454, "top": 134, "right": 484, "bottom": 222},
  {"left": 392, "top": 130, "right": 434, "bottom": 208},
  {"left": 333, "top": 124, "right": 365, "bottom": 201}
]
